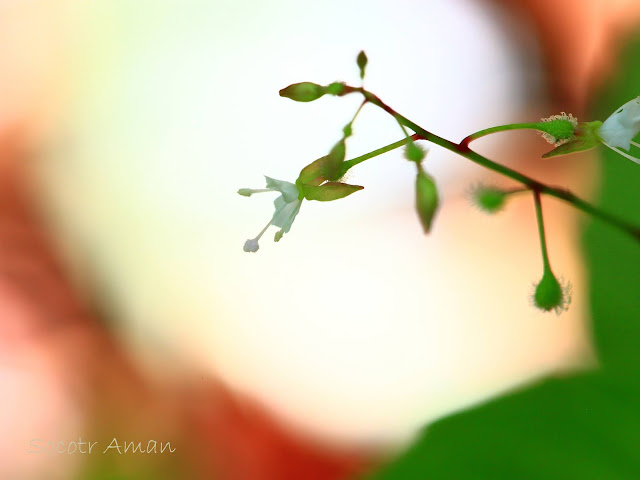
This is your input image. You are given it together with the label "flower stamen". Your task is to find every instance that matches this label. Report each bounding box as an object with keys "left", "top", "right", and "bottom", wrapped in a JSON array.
[
  {"left": 238, "top": 188, "right": 273, "bottom": 197},
  {"left": 601, "top": 140, "right": 640, "bottom": 166}
]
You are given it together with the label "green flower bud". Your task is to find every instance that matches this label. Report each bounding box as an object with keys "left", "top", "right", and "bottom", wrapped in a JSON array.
[
  {"left": 342, "top": 123, "right": 353, "bottom": 138},
  {"left": 415, "top": 166, "right": 439, "bottom": 234},
  {"left": 279, "top": 82, "right": 327, "bottom": 102},
  {"left": 404, "top": 142, "right": 426, "bottom": 163},
  {"left": 357, "top": 50, "right": 368, "bottom": 79},
  {"left": 533, "top": 271, "right": 571, "bottom": 314},
  {"left": 471, "top": 184, "right": 507, "bottom": 213},
  {"left": 326, "top": 82, "right": 346, "bottom": 96}
]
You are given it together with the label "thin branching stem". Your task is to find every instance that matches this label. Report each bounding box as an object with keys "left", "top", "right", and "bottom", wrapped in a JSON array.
[
  {"left": 336, "top": 85, "right": 640, "bottom": 242},
  {"left": 533, "top": 190, "right": 552, "bottom": 272}
]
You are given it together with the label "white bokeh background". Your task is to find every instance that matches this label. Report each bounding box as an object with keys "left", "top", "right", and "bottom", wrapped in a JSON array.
[{"left": 29, "top": 0, "right": 592, "bottom": 446}]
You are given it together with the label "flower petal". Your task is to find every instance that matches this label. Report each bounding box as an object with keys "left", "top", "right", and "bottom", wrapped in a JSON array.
[
  {"left": 265, "top": 177, "right": 299, "bottom": 202},
  {"left": 271, "top": 197, "right": 302, "bottom": 233},
  {"left": 599, "top": 97, "right": 640, "bottom": 150}
]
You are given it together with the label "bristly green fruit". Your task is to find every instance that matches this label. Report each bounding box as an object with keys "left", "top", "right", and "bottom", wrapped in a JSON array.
[
  {"left": 415, "top": 166, "right": 439, "bottom": 233},
  {"left": 404, "top": 142, "right": 426, "bottom": 163},
  {"left": 533, "top": 270, "right": 570, "bottom": 314},
  {"left": 472, "top": 185, "right": 506, "bottom": 213},
  {"left": 279, "top": 82, "right": 327, "bottom": 102}
]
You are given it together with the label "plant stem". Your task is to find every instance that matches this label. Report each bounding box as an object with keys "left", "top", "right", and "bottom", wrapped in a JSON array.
[
  {"left": 341, "top": 134, "right": 419, "bottom": 171},
  {"left": 533, "top": 190, "right": 552, "bottom": 272},
  {"left": 338, "top": 85, "right": 640, "bottom": 242},
  {"left": 460, "top": 123, "right": 545, "bottom": 147}
]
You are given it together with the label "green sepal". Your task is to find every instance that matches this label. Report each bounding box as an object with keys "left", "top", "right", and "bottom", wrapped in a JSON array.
[
  {"left": 297, "top": 157, "right": 328, "bottom": 186},
  {"left": 279, "top": 82, "right": 327, "bottom": 102},
  {"left": 542, "top": 121, "right": 602, "bottom": 158},
  {"left": 297, "top": 139, "right": 346, "bottom": 186},
  {"left": 300, "top": 182, "right": 364, "bottom": 201},
  {"left": 325, "top": 139, "right": 346, "bottom": 179}
]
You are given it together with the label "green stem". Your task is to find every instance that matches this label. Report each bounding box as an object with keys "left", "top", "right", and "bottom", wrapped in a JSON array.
[
  {"left": 461, "top": 123, "right": 545, "bottom": 146},
  {"left": 345, "top": 99, "right": 367, "bottom": 134},
  {"left": 341, "top": 134, "right": 419, "bottom": 171},
  {"left": 533, "top": 190, "right": 552, "bottom": 272},
  {"left": 340, "top": 86, "right": 640, "bottom": 242}
]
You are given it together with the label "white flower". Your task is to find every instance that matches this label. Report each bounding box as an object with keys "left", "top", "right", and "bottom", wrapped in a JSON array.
[
  {"left": 238, "top": 177, "right": 302, "bottom": 252},
  {"left": 599, "top": 96, "right": 640, "bottom": 165}
]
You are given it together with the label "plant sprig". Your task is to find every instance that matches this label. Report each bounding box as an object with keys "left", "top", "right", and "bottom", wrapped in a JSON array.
[{"left": 239, "top": 51, "right": 640, "bottom": 313}]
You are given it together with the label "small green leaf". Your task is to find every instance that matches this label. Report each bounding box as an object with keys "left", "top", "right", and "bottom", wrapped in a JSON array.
[
  {"left": 301, "top": 182, "right": 363, "bottom": 201},
  {"left": 542, "top": 121, "right": 602, "bottom": 158},
  {"left": 279, "top": 82, "right": 327, "bottom": 102},
  {"left": 415, "top": 167, "right": 440, "bottom": 233},
  {"left": 357, "top": 50, "right": 368, "bottom": 79}
]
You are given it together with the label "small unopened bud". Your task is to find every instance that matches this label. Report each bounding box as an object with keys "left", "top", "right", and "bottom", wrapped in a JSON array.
[
  {"left": 243, "top": 238, "right": 260, "bottom": 253},
  {"left": 471, "top": 185, "right": 507, "bottom": 213},
  {"left": 404, "top": 142, "right": 426, "bottom": 163},
  {"left": 533, "top": 271, "right": 570, "bottom": 314},
  {"left": 415, "top": 166, "right": 439, "bottom": 234},
  {"left": 279, "top": 82, "right": 327, "bottom": 102},
  {"left": 356, "top": 50, "right": 368, "bottom": 79}
]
